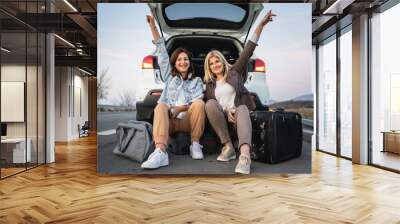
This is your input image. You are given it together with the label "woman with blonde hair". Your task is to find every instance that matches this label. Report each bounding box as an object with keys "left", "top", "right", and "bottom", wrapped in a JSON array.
[{"left": 204, "top": 10, "right": 275, "bottom": 174}]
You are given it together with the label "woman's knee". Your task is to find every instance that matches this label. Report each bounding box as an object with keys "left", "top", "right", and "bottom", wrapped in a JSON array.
[
  {"left": 191, "top": 99, "right": 205, "bottom": 110},
  {"left": 154, "top": 103, "right": 169, "bottom": 114},
  {"left": 205, "top": 99, "right": 219, "bottom": 112},
  {"left": 236, "top": 105, "right": 250, "bottom": 119},
  {"left": 235, "top": 105, "right": 251, "bottom": 126},
  {"left": 236, "top": 105, "right": 249, "bottom": 114}
]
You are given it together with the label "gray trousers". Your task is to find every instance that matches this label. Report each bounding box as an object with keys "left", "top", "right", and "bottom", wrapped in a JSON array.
[{"left": 205, "top": 99, "right": 252, "bottom": 149}]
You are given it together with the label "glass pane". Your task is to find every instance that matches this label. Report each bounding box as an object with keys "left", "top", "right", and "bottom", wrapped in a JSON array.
[
  {"left": 371, "top": 3, "right": 400, "bottom": 171},
  {"left": 27, "top": 31, "right": 38, "bottom": 169},
  {"left": 340, "top": 29, "right": 352, "bottom": 158},
  {"left": 38, "top": 32, "right": 45, "bottom": 165},
  {"left": 164, "top": 3, "right": 248, "bottom": 29},
  {"left": 318, "top": 36, "right": 337, "bottom": 154},
  {"left": 1, "top": 31, "right": 27, "bottom": 177},
  {"left": 165, "top": 3, "right": 246, "bottom": 22}
]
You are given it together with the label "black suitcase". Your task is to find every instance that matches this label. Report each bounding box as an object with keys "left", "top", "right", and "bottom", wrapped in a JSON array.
[
  {"left": 168, "top": 132, "right": 191, "bottom": 155},
  {"left": 200, "top": 131, "right": 222, "bottom": 155},
  {"left": 250, "top": 110, "right": 303, "bottom": 164}
]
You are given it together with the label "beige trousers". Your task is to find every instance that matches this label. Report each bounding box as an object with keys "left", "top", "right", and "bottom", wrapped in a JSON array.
[
  {"left": 205, "top": 99, "right": 252, "bottom": 148},
  {"left": 153, "top": 100, "right": 206, "bottom": 147}
]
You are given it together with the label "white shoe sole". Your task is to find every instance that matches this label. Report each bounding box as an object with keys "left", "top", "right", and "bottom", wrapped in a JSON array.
[
  {"left": 217, "top": 155, "right": 236, "bottom": 162},
  {"left": 141, "top": 160, "right": 169, "bottom": 169},
  {"left": 190, "top": 154, "right": 204, "bottom": 160},
  {"left": 235, "top": 168, "right": 250, "bottom": 174}
]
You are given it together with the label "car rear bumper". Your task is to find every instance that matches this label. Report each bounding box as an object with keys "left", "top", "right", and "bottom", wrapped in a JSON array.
[{"left": 136, "top": 89, "right": 162, "bottom": 122}]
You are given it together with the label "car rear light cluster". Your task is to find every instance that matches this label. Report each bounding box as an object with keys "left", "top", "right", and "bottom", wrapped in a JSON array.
[
  {"left": 142, "top": 55, "right": 154, "bottom": 69},
  {"left": 254, "top": 58, "right": 266, "bottom": 73},
  {"left": 151, "top": 91, "right": 162, "bottom": 96}
]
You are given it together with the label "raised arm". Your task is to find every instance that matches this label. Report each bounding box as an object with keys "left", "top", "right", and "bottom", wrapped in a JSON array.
[
  {"left": 231, "top": 10, "right": 276, "bottom": 76},
  {"left": 147, "top": 15, "right": 171, "bottom": 82},
  {"left": 147, "top": 15, "right": 161, "bottom": 42},
  {"left": 253, "top": 10, "right": 275, "bottom": 40}
]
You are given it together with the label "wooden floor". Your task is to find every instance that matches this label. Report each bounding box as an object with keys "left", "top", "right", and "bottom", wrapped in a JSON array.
[
  {"left": 373, "top": 150, "right": 400, "bottom": 171},
  {"left": 1, "top": 135, "right": 400, "bottom": 223}
]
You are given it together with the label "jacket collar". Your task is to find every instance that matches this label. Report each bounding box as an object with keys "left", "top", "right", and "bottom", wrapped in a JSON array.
[{"left": 177, "top": 72, "right": 193, "bottom": 81}]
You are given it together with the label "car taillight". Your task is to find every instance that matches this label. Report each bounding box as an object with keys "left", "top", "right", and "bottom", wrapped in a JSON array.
[
  {"left": 142, "top": 55, "right": 154, "bottom": 69},
  {"left": 151, "top": 91, "right": 162, "bottom": 96},
  {"left": 254, "top": 58, "right": 266, "bottom": 73}
]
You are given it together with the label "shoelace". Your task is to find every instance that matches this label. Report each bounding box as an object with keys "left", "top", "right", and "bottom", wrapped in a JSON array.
[
  {"left": 192, "top": 143, "right": 203, "bottom": 150},
  {"left": 149, "top": 149, "right": 163, "bottom": 160},
  {"left": 239, "top": 155, "right": 251, "bottom": 165}
]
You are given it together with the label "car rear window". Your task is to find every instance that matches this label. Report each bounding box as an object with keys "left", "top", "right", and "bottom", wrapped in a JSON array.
[{"left": 163, "top": 3, "right": 248, "bottom": 29}]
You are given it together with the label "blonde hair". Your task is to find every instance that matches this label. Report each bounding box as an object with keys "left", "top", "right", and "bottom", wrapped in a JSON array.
[{"left": 203, "top": 50, "right": 232, "bottom": 83}]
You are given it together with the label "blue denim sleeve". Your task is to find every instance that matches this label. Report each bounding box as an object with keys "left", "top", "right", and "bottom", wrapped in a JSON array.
[
  {"left": 190, "top": 77, "right": 205, "bottom": 102},
  {"left": 157, "top": 80, "right": 170, "bottom": 105},
  {"left": 153, "top": 38, "right": 171, "bottom": 82}
]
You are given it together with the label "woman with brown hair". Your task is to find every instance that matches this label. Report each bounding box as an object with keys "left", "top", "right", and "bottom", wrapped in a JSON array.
[
  {"left": 141, "top": 15, "right": 206, "bottom": 169},
  {"left": 203, "top": 10, "right": 276, "bottom": 174}
]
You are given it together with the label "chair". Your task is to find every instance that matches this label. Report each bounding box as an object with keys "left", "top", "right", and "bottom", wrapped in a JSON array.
[{"left": 78, "top": 121, "right": 90, "bottom": 138}]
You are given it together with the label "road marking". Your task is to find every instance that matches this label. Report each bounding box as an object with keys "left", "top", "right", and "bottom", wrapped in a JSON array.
[{"left": 97, "top": 129, "right": 116, "bottom": 136}]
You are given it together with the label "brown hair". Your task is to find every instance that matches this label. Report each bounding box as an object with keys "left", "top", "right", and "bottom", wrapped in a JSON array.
[{"left": 170, "top": 48, "right": 195, "bottom": 80}]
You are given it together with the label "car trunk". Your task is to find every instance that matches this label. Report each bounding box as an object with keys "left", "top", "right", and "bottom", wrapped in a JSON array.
[{"left": 166, "top": 36, "right": 242, "bottom": 80}]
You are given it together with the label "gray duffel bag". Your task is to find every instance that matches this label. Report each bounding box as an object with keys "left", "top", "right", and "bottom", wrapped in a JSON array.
[{"left": 113, "top": 120, "right": 154, "bottom": 163}]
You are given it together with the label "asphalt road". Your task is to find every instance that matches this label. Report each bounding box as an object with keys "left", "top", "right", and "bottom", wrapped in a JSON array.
[
  {"left": 97, "top": 111, "right": 311, "bottom": 174},
  {"left": 97, "top": 111, "right": 136, "bottom": 162},
  {"left": 97, "top": 111, "right": 136, "bottom": 132}
]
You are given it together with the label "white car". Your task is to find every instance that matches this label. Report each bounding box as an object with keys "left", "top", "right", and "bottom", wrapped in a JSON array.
[{"left": 136, "top": 3, "right": 270, "bottom": 121}]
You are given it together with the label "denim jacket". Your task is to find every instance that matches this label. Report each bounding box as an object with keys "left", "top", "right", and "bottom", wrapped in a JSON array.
[{"left": 153, "top": 38, "right": 204, "bottom": 106}]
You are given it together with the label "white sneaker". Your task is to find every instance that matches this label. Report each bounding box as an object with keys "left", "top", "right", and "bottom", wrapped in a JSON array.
[
  {"left": 217, "top": 145, "right": 236, "bottom": 162},
  {"left": 190, "top": 142, "right": 204, "bottom": 160},
  {"left": 235, "top": 155, "right": 251, "bottom": 174},
  {"left": 141, "top": 148, "right": 169, "bottom": 169}
]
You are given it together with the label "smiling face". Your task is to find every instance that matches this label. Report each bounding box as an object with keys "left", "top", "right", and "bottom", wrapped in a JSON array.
[
  {"left": 174, "top": 52, "right": 190, "bottom": 75},
  {"left": 208, "top": 56, "right": 224, "bottom": 76}
]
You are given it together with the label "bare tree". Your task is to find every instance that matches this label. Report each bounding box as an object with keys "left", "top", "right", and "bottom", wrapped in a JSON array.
[
  {"left": 118, "top": 90, "right": 136, "bottom": 107},
  {"left": 97, "top": 67, "right": 111, "bottom": 101}
]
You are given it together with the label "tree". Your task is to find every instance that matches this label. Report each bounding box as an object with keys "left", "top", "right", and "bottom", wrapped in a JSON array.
[
  {"left": 97, "top": 67, "right": 111, "bottom": 101},
  {"left": 118, "top": 89, "right": 136, "bottom": 107}
]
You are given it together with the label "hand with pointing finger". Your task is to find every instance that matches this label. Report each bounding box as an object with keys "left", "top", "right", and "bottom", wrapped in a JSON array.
[{"left": 260, "top": 10, "right": 276, "bottom": 26}]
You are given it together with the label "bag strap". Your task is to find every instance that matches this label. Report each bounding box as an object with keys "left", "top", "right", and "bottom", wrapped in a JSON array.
[
  {"left": 129, "top": 120, "right": 153, "bottom": 136},
  {"left": 118, "top": 121, "right": 153, "bottom": 149},
  {"left": 117, "top": 125, "right": 137, "bottom": 153}
]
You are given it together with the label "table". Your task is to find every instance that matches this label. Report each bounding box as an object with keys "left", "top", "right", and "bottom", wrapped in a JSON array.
[
  {"left": 1, "top": 138, "right": 32, "bottom": 163},
  {"left": 381, "top": 131, "right": 400, "bottom": 154}
]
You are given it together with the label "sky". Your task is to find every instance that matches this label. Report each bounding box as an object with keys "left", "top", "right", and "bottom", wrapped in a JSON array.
[{"left": 97, "top": 3, "right": 312, "bottom": 105}]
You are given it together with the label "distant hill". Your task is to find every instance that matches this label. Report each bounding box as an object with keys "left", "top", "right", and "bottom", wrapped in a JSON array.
[
  {"left": 269, "top": 99, "right": 278, "bottom": 104},
  {"left": 268, "top": 94, "right": 314, "bottom": 120},
  {"left": 269, "top": 100, "right": 313, "bottom": 109},
  {"left": 269, "top": 94, "right": 313, "bottom": 105},
  {"left": 291, "top": 94, "right": 313, "bottom": 102}
]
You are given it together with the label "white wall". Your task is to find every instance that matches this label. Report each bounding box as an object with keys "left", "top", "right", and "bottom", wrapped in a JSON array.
[
  {"left": 1, "top": 65, "right": 39, "bottom": 138},
  {"left": 1, "top": 63, "right": 46, "bottom": 164},
  {"left": 55, "top": 66, "right": 69, "bottom": 141},
  {"left": 55, "top": 67, "right": 89, "bottom": 141}
]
